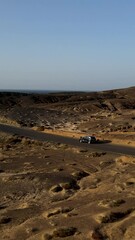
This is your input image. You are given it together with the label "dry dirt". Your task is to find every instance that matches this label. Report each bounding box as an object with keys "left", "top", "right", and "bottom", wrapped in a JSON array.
[{"left": 0, "top": 87, "right": 135, "bottom": 239}]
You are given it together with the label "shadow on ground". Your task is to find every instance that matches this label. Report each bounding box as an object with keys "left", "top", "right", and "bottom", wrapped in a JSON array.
[{"left": 98, "top": 140, "right": 112, "bottom": 144}]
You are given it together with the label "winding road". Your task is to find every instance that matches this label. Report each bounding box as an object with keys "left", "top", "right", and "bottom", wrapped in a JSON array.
[{"left": 0, "top": 123, "right": 135, "bottom": 156}]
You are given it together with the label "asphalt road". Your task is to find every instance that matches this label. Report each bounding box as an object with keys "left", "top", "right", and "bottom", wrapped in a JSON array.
[{"left": 0, "top": 123, "right": 135, "bottom": 156}]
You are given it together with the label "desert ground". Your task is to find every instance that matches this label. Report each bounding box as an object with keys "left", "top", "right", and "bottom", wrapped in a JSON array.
[{"left": 0, "top": 87, "right": 135, "bottom": 239}]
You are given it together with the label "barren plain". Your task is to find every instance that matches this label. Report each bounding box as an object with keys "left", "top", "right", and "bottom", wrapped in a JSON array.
[{"left": 0, "top": 87, "right": 135, "bottom": 239}]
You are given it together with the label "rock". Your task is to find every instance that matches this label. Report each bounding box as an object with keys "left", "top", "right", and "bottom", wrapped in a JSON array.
[{"left": 53, "top": 227, "right": 77, "bottom": 237}]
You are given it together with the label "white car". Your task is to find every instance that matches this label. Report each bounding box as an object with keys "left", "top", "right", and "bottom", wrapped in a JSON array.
[{"left": 79, "top": 136, "right": 98, "bottom": 144}]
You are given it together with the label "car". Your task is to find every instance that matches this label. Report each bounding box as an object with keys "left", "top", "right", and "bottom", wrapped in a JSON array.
[{"left": 79, "top": 136, "right": 98, "bottom": 144}]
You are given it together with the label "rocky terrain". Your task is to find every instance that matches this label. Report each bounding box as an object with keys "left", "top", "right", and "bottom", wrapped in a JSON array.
[{"left": 0, "top": 86, "right": 135, "bottom": 239}]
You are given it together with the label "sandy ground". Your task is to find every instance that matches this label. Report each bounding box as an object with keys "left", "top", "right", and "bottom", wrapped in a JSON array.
[
  {"left": 0, "top": 89, "right": 135, "bottom": 239},
  {"left": 0, "top": 132, "right": 135, "bottom": 240}
]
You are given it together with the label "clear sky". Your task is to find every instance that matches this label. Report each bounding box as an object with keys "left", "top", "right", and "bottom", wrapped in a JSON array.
[{"left": 0, "top": 0, "right": 135, "bottom": 91}]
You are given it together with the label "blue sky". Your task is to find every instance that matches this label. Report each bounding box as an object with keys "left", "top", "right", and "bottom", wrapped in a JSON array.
[{"left": 0, "top": 0, "right": 135, "bottom": 91}]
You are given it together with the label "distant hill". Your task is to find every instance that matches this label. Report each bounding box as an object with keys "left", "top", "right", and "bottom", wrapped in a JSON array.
[{"left": 0, "top": 86, "right": 135, "bottom": 112}]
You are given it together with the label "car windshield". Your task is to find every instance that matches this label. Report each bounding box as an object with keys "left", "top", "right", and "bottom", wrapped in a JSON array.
[{"left": 81, "top": 136, "right": 96, "bottom": 140}]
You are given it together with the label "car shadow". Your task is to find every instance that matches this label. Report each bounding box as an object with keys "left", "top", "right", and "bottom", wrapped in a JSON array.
[{"left": 97, "top": 140, "right": 112, "bottom": 144}]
